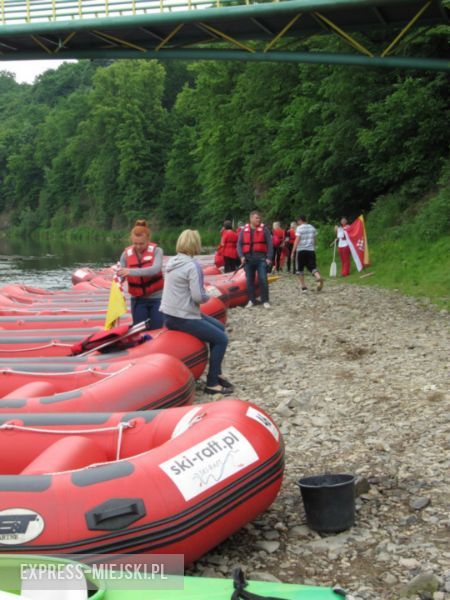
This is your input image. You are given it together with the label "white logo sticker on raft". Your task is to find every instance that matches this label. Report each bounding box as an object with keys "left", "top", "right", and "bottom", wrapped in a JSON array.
[
  {"left": 0, "top": 508, "right": 44, "bottom": 545},
  {"left": 205, "top": 285, "right": 222, "bottom": 298},
  {"left": 171, "top": 407, "right": 203, "bottom": 439},
  {"left": 160, "top": 427, "right": 259, "bottom": 501},
  {"left": 73, "top": 268, "right": 88, "bottom": 280},
  {"left": 246, "top": 407, "right": 280, "bottom": 441}
]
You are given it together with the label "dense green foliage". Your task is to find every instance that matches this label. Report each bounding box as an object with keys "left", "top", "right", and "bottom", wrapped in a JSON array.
[{"left": 0, "top": 30, "right": 448, "bottom": 237}]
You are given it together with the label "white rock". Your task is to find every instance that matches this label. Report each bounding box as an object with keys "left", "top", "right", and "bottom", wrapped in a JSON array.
[{"left": 255, "top": 541, "right": 280, "bottom": 554}]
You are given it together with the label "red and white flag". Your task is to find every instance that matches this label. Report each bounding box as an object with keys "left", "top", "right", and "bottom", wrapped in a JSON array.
[{"left": 344, "top": 215, "right": 370, "bottom": 272}]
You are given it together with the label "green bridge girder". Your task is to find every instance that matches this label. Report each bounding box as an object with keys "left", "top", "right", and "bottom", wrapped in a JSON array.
[{"left": 0, "top": 0, "right": 449, "bottom": 71}]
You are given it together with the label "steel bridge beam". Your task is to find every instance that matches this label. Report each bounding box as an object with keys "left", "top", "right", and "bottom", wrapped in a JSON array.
[
  {"left": 1, "top": 49, "right": 448, "bottom": 71},
  {"left": 0, "top": 0, "right": 443, "bottom": 36}
]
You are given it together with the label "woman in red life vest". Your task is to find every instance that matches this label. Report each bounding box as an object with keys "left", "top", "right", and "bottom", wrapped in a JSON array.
[
  {"left": 271, "top": 221, "right": 286, "bottom": 273},
  {"left": 335, "top": 217, "right": 351, "bottom": 276},
  {"left": 285, "top": 221, "right": 297, "bottom": 274},
  {"left": 220, "top": 220, "right": 240, "bottom": 273},
  {"left": 117, "top": 219, "right": 164, "bottom": 327}
]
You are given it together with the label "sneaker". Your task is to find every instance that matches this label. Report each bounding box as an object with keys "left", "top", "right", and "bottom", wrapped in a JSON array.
[
  {"left": 245, "top": 300, "right": 254, "bottom": 308},
  {"left": 263, "top": 302, "right": 271, "bottom": 309},
  {"left": 301, "top": 287, "right": 308, "bottom": 293},
  {"left": 316, "top": 277, "right": 324, "bottom": 292}
]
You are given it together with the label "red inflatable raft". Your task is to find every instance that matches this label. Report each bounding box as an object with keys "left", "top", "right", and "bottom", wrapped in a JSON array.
[
  {"left": 0, "top": 400, "right": 283, "bottom": 562},
  {"left": 0, "top": 354, "right": 195, "bottom": 413},
  {"left": 0, "top": 297, "right": 226, "bottom": 329},
  {"left": 204, "top": 269, "right": 257, "bottom": 308},
  {"left": 0, "top": 314, "right": 132, "bottom": 330},
  {"left": 0, "top": 330, "right": 208, "bottom": 379}
]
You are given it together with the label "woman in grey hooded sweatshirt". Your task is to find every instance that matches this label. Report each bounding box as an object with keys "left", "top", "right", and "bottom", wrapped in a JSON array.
[{"left": 160, "top": 230, "right": 233, "bottom": 395}]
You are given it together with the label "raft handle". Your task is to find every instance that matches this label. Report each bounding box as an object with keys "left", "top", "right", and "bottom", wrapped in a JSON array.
[{"left": 86, "top": 498, "right": 146, "bottom": 531}]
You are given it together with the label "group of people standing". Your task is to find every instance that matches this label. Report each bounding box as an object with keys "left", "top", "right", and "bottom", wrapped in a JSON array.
[
  {"left": 218, "top": 212, "right": 325, "bottom": 299},
  {"left": 117, "top": 212, "right": 350, "bottom": 398}
]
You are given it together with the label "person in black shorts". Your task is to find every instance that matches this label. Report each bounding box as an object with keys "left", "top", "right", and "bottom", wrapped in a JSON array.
[{"left": 291, "top": 216, "right": 324, "bottom": 292}]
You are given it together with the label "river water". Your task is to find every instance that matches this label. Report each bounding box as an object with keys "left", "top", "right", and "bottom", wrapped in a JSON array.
[{"left": 0, "top": 237, "right": 120, "bottom": 290}]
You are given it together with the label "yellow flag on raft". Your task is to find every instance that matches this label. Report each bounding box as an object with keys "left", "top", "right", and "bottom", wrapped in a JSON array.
[{"left": 104, "top": 268, "right": 128, "bottom": 330}]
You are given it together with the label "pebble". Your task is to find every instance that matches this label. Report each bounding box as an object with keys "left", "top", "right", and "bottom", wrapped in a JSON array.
[
  {"left": 383, "top": 573, "right": 397, "bottom": 585},
  {"left": 249, "top": 571, "right": 282, "bottom": 583},
  {"left": 400, "top": 572, "right": 442, "bottom": 597},
  {"left": 186, "top": 276, "right": 449, "bottom": 599},
  {"left": 255, "top": 541, "right": 280, "bottom": 554},
  {"left": 409, "top": 496, "right": 432, "bottom": 510},
  {"left": 399, "top": 558, "right": 421, "bottom": 569}
]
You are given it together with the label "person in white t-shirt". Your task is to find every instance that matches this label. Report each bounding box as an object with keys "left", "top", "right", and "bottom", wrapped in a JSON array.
[
  {"left": 291, "top": 216, "right": 324, "bottom": 292},
  {"left": 335, "top": 217, "right": 351, "bottom": 277}
]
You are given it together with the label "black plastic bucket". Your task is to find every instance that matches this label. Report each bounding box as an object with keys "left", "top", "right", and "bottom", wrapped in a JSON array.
[{"left": 297, "top": 473, "right": 356, "bottom": 533}]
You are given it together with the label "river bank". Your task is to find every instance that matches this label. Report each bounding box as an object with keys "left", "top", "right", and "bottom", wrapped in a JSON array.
[{"left": 189, "top": 273, "right": 450, "bottom": 600}]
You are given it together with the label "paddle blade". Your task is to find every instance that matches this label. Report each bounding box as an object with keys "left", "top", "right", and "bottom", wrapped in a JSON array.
[{"left": 329, "top": 261, "right": 337, "bottom": 277}]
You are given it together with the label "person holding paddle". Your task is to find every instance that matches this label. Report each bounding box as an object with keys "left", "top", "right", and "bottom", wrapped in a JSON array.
[
  {"left": 335, "top": 217, "right": 351, "bottom": 277},
  {"left": 117, "top": 219, "right": 164, "bottom": 328}
]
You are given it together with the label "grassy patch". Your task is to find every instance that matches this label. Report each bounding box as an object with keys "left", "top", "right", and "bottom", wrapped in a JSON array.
[{"left": 325, "top": 235, "right": 450, "bottom": 311}]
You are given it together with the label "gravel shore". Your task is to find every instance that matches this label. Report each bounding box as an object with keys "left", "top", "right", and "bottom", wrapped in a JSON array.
[{"left": 188, "top": 274, "right": 450, "bottom": 600}]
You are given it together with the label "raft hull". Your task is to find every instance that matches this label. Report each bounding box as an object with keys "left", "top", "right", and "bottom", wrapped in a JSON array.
[
  {"left": 0, "top": 354, "right": 195, "bottom": 413},
  {"left": 0, "top": 297, "right": 226, "bottom": 331},
  {"left": 0, "top": 401, "right": 284, "bottom": 563},
  {"left": 0, "top": 330, "right": 208, "bottom": 379}
]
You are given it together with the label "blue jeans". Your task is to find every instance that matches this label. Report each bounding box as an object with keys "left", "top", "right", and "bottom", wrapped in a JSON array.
[
  {"left": 164, "top": 314, "right": 228, "bottom": 387},
  {"left": 131, "top": 296, "right": 163, "bottom": 328},
  {"left": 244, "top": 257, "right": 269, "bottom": 303}
]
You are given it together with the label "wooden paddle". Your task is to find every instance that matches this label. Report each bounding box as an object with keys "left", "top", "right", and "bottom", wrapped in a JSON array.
[{"left": 330, "top": 240, "right": 337, "bottom": 278}]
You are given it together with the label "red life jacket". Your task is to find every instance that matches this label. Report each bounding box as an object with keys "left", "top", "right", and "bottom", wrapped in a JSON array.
[
  {"left": 125, "top": 243, "right": 163, "bottom": 297},
  {"left": 272, "top": 228, "right": 285, "bottom": 248},
  {"left": 288, "top": 228, "right": 296, "bottom": 244},
  {"left": 221, "top": 230, "right": 238, "bottom": 259},
  {"left": 70, "top": 325, "right": 143, "bottom": 355},
  {"left": 241, "top": 223, "right": 268, "bottom": 255}
]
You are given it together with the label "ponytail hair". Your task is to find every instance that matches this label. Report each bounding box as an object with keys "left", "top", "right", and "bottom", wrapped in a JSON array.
[{"left": 131, "top": 219, "right": 150, "bottom": 239}]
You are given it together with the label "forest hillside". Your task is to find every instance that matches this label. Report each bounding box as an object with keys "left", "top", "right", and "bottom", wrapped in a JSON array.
[{"left": 0, "top": 29, "right": 448, "bottom": 304}]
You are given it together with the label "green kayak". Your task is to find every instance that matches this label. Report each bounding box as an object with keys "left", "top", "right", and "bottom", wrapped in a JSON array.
[
  {"left": 102, "top": 575, "right": 345, "bottom": 600},
  {"left": 0, "top": 555, "right": 346, "bottom": 599}
]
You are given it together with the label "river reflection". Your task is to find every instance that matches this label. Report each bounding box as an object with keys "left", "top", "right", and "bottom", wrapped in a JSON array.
[{"left": 0, "top": 237, "right": 121, "bottom": 290}]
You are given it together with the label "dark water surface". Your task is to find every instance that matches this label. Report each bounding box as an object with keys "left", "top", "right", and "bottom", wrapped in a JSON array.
[{"left": 0, "top": 237, "right": 120, "bottom": 290}]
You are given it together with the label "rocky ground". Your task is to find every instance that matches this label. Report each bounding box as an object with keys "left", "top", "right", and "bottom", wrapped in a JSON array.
[{"left": 188, "top": 273, "right": 449, "bottom": 600}]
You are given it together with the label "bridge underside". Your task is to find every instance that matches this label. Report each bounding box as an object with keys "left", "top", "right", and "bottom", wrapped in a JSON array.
[{"left": 0, "top": 0, "right": 449, "bottom": 71}]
